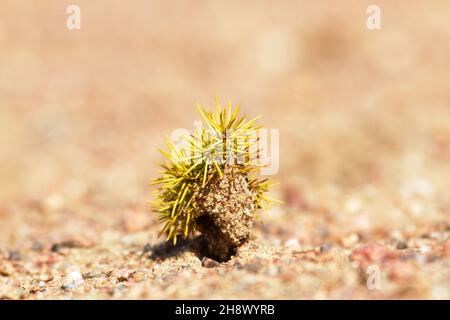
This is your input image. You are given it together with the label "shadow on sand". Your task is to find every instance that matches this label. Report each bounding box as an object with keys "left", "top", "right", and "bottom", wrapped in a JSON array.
[{"left": 144, "top": 236, "right": 208, "bottom": 261}]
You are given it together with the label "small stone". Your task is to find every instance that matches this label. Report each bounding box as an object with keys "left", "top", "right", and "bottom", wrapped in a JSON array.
[
  {"left": 419, "top": 245, "right": 431, "bottom": 253},
  {"left": 272, "top": 258, "right": 282, "bottom": 265},
  {"left": 132, "top": 271, "right": 146, "bottom": 282},
  {"left": 396, "top": 241, "right": 408, "bottom": 250},
  {"left": 117, "top": 269, "right": 132, "bottom": 282},
  {"left": 61, "top": 271, "right": 84, "bottom": 290},
  {"left": 51, "top": 243, "right": 63, "bottom": 252},
  {"left": 344, "top": 197, "right": 362, "bottom": 214},
  {"left": 82, "top": 272, "right": 97, "bottom": 279},
  {"left": 28, "top": 285, "right": 41, "bottom": 293},
  {"left": 284, "top": 238, "right": 301, "bottom": 248},
  {"left": 201, "top": 257, "right": 220, "bottom": 268},
  {"left": 105, "top": 269, "right": 115, "bottom": 277},
  {"left": 341, "top": 233, "right": 359, "bottom": 247},
  {"left": 31, "top": 241, "right": 44, "bottom": 252},
  {"left": 0, "top": 264, "right": 14, "bottom": 276},
  {"left": 390, "top": 230, "right": 404, "bottom": 242},
  {"left": 8, "top": 250, "right": 21, "bottom": 261},
  {"left": 43, "top": 194, "right": 65, "bottom": 211},
  {"left": 38, "top": 274, "right": 53, "bottom": 282},
  {"left": 267, "top": 265, "right": 279, "bottom": 276},
  {"left": 319, "top": 244, "right": 333, "bottom": 253}
]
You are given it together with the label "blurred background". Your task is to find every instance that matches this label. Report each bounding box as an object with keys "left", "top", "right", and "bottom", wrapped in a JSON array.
[{"left": 0, "top": 1, "right": 449, "bottom": 296}]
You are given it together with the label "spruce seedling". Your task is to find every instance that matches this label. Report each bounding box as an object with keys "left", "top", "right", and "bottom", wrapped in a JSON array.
[{"left": 150, "top": 98, "right": 280, "bottom": 261}]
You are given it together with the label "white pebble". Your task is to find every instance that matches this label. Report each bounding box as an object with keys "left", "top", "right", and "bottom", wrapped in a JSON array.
[
  {"left": 419, "top": 245, "right": 431, "bottom": 253},
  {"left": 284, "top": 238, "right": 300, "bottom": 248},
  {"left": 267, "top": 265, "right": 279, "bottom": 277},
  {"left": 62, "top": 271, "right": 84, "bottom": 290},
  {"left": 344, "top": 198, "right": 361, "bottom": 214}
]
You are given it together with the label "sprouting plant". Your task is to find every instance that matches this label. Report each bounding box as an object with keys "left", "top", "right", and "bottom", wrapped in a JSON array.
[{"left": 150, "top": 98, "right": 281, "bottom": 261}]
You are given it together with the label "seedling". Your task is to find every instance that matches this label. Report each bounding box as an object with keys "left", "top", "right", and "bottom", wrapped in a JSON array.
[{"left": 150, "top": 98, "right": 280, "bottom": 261}]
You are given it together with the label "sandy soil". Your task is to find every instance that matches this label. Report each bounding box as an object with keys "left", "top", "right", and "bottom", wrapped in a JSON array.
[{"left": 0, "top": 1, "right": 449, "bottom": 299}]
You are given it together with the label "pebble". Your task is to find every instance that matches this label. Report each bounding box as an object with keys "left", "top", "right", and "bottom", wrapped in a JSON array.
[
  {"left": 319, "top": 244, "right": 333, "bottom": 253},
  {"left": 132, "top": 271, "right": 146, "bottom": 282},
  {"left": 61, "top": 271, "right": 84, "bottom": 290},
  {"left": 0, "top": 264, "right": 14, "bottom": 276},
  {"left": 344, "top": 197, "right": 362, "bottom": 214},
  {"left": 117, "top": 269, "right": 132, "bottom": 282},
  {"left": 284, "top": 238, "right": 301, "bottom": 248},
  {"left": 8, "top": 250, "right": 21, "bottom": 261},
  {"left": 201, "top": 257, "right": 220, "bottom": 268},
  {"left": 31, "top": 241, "right": 44, "bottom": 252},
  {"left": 43, "top": 194, "right": 65, "bottom": 211},
  {"left": 419, "top": 245, "right": 431, "bottom": 253},
  {"left": 28, "top": 285, "right": 41, "bottom": 293},
  {"left": 390, "top": 230, "right": 405, "bottom": 242},
  {"left": 37, "top": 274, "right": 53, "bottom": 282},
  {"left": 341, "top": 233, "right": 359, "bottom": 247},
  {"left": 82, "top": 272, "right": 97, "bottom": 279},
  {"left": 272, "top": 258, "right": 282, "bottom": 265},
  {"left": 396, "top": 241, "right": 408, "bottom": 250},
  {"left": 51, "top": 243, "right": 62, "bottom": 252},
  {"left": 267, "top": 265, "right": 279, "bottom": 276}
]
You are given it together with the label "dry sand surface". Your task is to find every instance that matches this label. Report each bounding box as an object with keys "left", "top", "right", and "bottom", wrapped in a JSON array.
[{"left": 0, "top": 1, "right": 449, "bottom": 299}]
